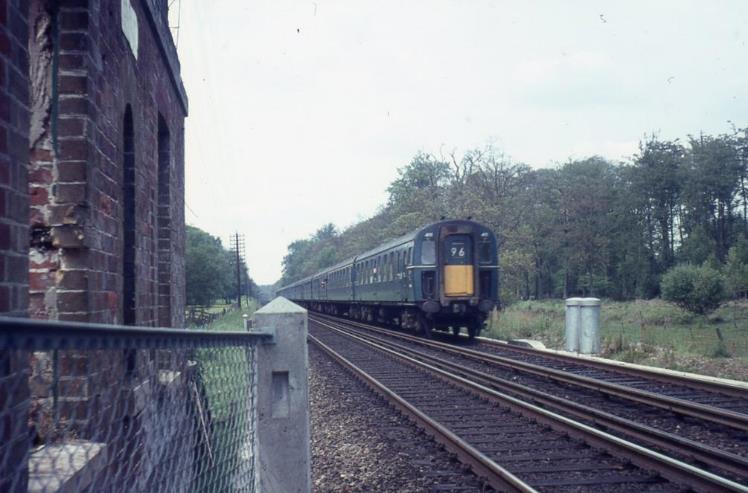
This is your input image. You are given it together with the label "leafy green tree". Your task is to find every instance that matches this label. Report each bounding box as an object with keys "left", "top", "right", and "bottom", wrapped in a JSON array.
[
  {"left": 556, "top": 157, "right": 619, "bottom": 297},
  {"left": 629, "top": 136, "right": 685, "bottom": 270},
  {"left": 681, "top": 134, "right": 742, "bottom": 261},
  {"left": 661, "top": 264, "right": 725, "bottom": 315},
  {"left": 678, "top": 225, "right": 716, "bottom": 265},
  {"left": 186, "top": 226, "right": 232, "bottom": 306}
]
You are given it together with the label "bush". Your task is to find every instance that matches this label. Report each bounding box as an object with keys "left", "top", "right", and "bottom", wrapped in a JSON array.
[
  {"left": 661, "top": 264, "right": 725, "bottom": 315},
  {"left": 725, "top": 236, "right": 748, "bottom": 297}
]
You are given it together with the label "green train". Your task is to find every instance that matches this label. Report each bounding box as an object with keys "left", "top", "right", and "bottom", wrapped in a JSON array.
[{"left": 276, "top": 219, "right": 500, "bottom": 338}]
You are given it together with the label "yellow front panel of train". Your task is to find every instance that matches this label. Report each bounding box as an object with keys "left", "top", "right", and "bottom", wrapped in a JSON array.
[{"left": 444, "top": 265, "right": 474, "bottom": 296}]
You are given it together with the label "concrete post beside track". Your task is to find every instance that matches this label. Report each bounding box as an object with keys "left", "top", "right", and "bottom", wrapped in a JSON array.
[{"left": 252, "top": 297, "right": 311, "bottom": 493}]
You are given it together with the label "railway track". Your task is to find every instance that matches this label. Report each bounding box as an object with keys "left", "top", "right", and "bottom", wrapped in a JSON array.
[
  {"left": 471, "top": 337, "right": 748, "bottom": 406},
  {"left": 311, "top": 313, "right": 748, "bottom": 473},
  {"left": 309, "top": 314, "right": 748, "bottom": 492}
]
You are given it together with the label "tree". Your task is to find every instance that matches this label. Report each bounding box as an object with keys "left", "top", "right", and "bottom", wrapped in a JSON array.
[
  {"left": 186, "top": 226, "right": 232, "bottom": 306},
  {"left": 661, "top": 264, "right": 725, "bottom": 315},
  {"left": 681, "top": 134, "right": 742, "bottom": 261},
  {"left": 629, "top": 136, "right": 685, "bottom": 270}
]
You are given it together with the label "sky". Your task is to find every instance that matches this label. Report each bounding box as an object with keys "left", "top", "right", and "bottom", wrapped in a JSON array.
[{"left": 171, "top": 0, "right": 748, "bottom": 285}]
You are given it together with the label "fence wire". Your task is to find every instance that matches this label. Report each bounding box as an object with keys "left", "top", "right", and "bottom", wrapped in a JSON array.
[{"left": 0, "top": 318, "right": 262, "bottom": 493}]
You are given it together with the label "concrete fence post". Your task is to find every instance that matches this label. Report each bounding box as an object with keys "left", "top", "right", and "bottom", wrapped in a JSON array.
[{"left": 252, "top": 297, "right": 311, "bottom": 493}]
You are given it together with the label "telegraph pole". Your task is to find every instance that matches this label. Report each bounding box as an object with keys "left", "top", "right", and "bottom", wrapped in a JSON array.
[{"left": 230, "top": 233, "right": 246, "bottom": 307}]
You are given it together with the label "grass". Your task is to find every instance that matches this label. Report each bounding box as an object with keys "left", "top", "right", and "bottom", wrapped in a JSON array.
[
  {"left": 486, "top": 298, "right": 748, "bottom": 381},
  {"left": 192, "top": 300, "right": 259, "bottom": 491}
]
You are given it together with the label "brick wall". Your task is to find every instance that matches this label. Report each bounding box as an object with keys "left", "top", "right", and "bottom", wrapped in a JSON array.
[
  {"left": 28, "top": 0, "right": 187, "bottom": 326},
  {"left": 0, "top": 0, "right": 30, "bottom": 317},
  {"left": 25, "top": 0, "right": 187, "bottom": 452},
  {"left": 0, "top": 3, "right": 31, "bottom": 491}
]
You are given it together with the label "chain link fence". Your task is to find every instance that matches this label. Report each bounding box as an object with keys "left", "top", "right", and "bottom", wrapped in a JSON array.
[{"left": 0, "top": 317, "right": 271, "bottom": 493}]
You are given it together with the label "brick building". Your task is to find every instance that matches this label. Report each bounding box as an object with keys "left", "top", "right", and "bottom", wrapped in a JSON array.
[
  {"left": 0, "top": 0, "right": 30, "bottom": 318},
  {"left": 27, "top": 0, "right": 187, "bottom": 327},
  {"left": 1, "top": 1, "right": 188, "bottom": 326},
  {"left": 0, "top": 2, "right": 32, "bottom": 491},
  {"left": 1, "top": 1, "right": 189, "bottom": 490}
]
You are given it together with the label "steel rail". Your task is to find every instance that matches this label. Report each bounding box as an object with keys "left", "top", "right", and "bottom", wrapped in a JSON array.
[
  {"left": 476, "top": 336, "right": 748, "bottom": 399},
  {"left": 311, "top": 319, "right": 748, "bottom": 493},
  {"left": 314, "top": 317, "right": 748, "bottom": 479},
  {"left": 308, "top": 334, "right": 538, "bottom": 493},
  {"left": 312, "top": 313, "right": 748, "bottom": 432}
]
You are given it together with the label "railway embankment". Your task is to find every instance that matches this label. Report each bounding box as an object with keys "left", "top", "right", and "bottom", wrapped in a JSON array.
[{"left": 488, "top": 299, "right": 748, "bottom": 381}]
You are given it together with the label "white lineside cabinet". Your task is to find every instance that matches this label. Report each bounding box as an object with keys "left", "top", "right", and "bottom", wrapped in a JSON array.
[{"left": 565, "top": 297, "right": 601, "bottom": 354}]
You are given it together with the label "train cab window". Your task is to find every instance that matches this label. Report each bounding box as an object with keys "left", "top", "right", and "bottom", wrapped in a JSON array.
[
  {"left": 406, "top": 247, "right": 412, "bottom": 266},
  {"left": 479, "top": 234, "right": 492, "bottom": 263},
  {"left": 421, "top": 237, "right": 436, "bottom": 265}
]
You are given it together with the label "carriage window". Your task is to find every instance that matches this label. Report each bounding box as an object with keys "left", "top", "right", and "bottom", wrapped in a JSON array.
[{"left": 421, "top": 237, "right": 436, "bottom": 265}]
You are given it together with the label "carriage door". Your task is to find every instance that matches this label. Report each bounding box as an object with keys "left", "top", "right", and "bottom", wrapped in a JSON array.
[{"left": 443, "top": 235, "right": 474, "bottom": 296}]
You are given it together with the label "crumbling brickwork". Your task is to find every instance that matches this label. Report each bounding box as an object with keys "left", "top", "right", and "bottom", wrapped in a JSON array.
[{"left": 28, "top": 0, "right": 187, "bottom": 328}]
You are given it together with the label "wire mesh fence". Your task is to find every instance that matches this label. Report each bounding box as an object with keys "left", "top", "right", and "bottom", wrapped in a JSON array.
[{"left": 0, "top": 317, "right": 269, "bottom": 493}]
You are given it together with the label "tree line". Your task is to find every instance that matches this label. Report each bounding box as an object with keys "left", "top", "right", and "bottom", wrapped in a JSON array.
[
  {"left": 186, "top": 225, "right": 259, "bottom": 307},
  {"left": 280, "top": 126, "right": 748, "bottom": 306}
]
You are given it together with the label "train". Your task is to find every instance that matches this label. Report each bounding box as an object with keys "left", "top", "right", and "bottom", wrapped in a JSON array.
[{"left": 276, "top": 219, "right": 500, "bottom": 338}]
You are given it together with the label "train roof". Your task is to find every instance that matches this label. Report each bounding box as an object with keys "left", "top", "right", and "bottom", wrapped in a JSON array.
[{"left": 277, "top": 219, "right": 492, "bottom": 291}]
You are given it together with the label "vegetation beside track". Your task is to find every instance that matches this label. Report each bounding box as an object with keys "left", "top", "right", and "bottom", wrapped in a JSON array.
[
  {"left": 192, "top": 302, "right": 259, "bottom": 491},
  {"left": 487, "top": 299, "right": 748, "bottom": 381}
]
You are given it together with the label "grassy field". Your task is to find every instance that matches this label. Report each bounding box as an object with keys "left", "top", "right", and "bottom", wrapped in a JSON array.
[
  {"left": 192, "top": 301, "right": 260, "bottom": 491},
  {"left": 486, "top": 299, "right": 748, "bottom": 381},
  {"left": 204, "top": 299, "right": 259, "bottom": 330}
]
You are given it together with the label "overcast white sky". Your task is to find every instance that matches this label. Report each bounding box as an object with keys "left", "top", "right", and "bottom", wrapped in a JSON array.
[{"left": 172, "top": 1, "right": 748, "bottom": 285}]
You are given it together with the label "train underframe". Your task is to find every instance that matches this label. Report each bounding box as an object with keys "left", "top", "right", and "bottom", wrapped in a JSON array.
[{"left": 300, "top": 300, "right": 487, "bottom": 339}]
